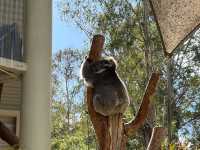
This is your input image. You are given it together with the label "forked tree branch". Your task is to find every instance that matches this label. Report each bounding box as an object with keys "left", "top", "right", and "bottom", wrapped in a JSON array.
[
  {"left": 125, "top": 73, "right": 160, "bottom": 136},
  {"left": 86, "top": 35, "right": 162, "bottom": 149}
]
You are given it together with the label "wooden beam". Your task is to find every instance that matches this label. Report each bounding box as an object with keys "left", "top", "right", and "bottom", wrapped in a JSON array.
[{"left": 0, "top": 121, "right": 19, "bottom": 148}]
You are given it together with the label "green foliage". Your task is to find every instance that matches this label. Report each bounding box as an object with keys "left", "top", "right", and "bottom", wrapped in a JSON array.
[
  {"left": 51, "top": 49, "right": 97, "bottom": 149},
  {"left": 51, "top": 100, "right": 97, "bottom": 150}
]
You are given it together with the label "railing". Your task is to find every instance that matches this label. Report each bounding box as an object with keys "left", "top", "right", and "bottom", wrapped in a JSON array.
[
  {"left": 0, "top": 0, "right": 24, "bottom": 62},
  {"left": 0, "top": 23, "right": 23, "bottom": 61}
]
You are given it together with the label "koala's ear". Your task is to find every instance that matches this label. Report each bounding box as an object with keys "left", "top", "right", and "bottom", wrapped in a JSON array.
[
  {"left": 85, "top": 55, "right": 92, "bottom": 63},
  {"left": 108, "top": 57, "right": 118, "bottom": 69}
]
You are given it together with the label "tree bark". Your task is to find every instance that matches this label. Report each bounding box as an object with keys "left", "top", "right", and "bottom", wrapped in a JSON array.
[
  {"left": 86, "top": 35, "right": 163, "bottom": 150},
  {"left": 147, "top": 127, "right": 168, "bottom": 150}
]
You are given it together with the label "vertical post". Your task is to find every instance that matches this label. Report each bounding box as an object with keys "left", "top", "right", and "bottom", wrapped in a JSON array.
[{"left": 21, "top": 0, "right": 51, "bottom": 150}]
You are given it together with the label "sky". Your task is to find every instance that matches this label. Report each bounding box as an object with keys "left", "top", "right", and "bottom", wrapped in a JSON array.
[{"left": 52, "top": 0, "right": 88, "bottom": 54}]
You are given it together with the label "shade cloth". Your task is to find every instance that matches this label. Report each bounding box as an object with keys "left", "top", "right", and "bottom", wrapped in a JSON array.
[{"left": 149, "top": 0, "right": 200, "bottom": 55}]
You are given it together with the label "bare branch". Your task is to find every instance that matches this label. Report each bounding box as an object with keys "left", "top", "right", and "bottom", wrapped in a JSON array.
[
  {"left": 181, "top": 113, "right": 200, "bottom": 127},
  {"left": 125, "top": 73, "right": 160, "bottom": 136},
  {"left": 175, "top": 87, "right": 187, "bottom": 104}
]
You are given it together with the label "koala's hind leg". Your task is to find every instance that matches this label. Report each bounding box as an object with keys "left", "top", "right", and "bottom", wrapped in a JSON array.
[
  {"left": 93, "top": 94, "right": 110, "bottom": 116},
  {"left": 118, "top": 101, "right": 129, "bottom": 114}
]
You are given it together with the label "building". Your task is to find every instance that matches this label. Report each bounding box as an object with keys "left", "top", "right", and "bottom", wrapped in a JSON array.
[{"left": 0, "top": 0, "right": 51, "bottom": 149}]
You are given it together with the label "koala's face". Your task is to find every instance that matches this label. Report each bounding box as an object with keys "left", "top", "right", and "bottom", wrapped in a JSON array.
[
  {"left": 93, "top": 59, "right": 116, "bottom": 74},
  {"left": 100, "top": 60, "right": 114, "bottom": 68},
  {"left": 82, "top": 56, "right": 117, "bottom": 75}
]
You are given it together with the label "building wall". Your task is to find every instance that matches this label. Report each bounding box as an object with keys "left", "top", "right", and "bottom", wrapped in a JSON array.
[{"left": 0, "top": 74, "right": 21, "bottom": 110}]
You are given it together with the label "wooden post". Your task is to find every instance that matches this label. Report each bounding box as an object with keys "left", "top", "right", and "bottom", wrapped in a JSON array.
[{"left": 86, "top": 35, "right": 164, "bottom": 149}]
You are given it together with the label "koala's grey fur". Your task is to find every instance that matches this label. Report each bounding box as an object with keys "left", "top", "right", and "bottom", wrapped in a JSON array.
[{"left": 80, "top": 56, "right": 130, "bottom": 116}]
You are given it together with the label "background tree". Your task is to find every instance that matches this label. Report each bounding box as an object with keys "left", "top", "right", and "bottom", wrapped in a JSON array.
[{"left": 51, "top": 49, "right": 97, "bottom": 149}]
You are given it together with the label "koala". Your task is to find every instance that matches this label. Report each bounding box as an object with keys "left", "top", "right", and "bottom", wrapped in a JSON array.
[{"left": 80, "top": 56, "right": 130, "bottom": 116}]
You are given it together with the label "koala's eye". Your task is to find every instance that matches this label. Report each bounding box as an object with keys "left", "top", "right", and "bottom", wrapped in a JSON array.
[{"left": 87, "top": 58, "right": 92, "bottom": 63}]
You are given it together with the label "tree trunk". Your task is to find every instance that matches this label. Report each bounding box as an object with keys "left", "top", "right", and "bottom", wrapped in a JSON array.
[
  {"left": 147, "top": 127, "right": 168, "bottom": 150},
  {"left": 166, "top": 57, "right": 173, "bottom": 147}
]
